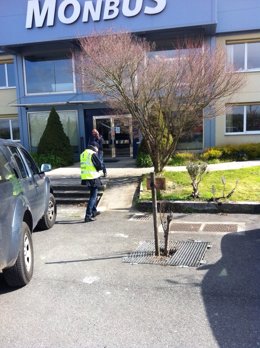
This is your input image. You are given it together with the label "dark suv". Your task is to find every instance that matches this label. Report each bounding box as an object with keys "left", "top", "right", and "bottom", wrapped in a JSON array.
[{"left": 0, "top": 139, "right": 56, "bottom": 287}]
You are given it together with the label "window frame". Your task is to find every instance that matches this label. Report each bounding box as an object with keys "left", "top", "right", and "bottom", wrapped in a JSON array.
[
  {"left": 27, "top": 109, "right": 79, "bottom": 150},
  {"left": 225, "top": 104, "right": 260, "bottom": 135},
  {"left": 0, "top": 118, "right": 20, "bottom": 141},
  {"left": 0, "top": 62, "right": 15, "bottom": 89},
  {"left": 23, "top": 52, "right": 76, "bottom": 96},
  {"left": 227, "top": 41, "right": 260, "bottom": 72}
]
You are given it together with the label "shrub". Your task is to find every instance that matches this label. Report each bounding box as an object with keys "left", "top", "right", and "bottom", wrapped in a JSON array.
[
  {"left": 136, "top": 139, "right": 153, "bottom": 167},
  {"left": 37, "top": 107, "right": 74, "bottom": 167},
  {"left": 186, "top": 161, "right": 208, "bottom": 198},
  {"left": 200, "top": 148, "right": 223, "bottom": 161},
  {"left": 31, "top": 153, "right": 65, "bottom": 169},
  {"left": 136, "top": 152, "right": 153, "bottom": 167},
  {"left": 168, "top": 152, "right": 196, "bottom": 166},
  {"left": 201, "top": 143, "right": 260, "bottom": 162}
]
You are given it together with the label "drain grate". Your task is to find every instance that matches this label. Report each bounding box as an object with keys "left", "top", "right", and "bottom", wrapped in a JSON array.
[
  {"left": 168, "top": 222, "right": 238, "bottom": 233},
  {"left": 129, "top": 213, "right": 152, "bottom": 221},
  {"left": 122, "top": 240, "right": 211, "bottom": 267},
  {"left": 202, "top": 224, "right": 238, "bottom": 233},
  {"left": 170, "top": 223, "right": 202, "bottom": 232}
]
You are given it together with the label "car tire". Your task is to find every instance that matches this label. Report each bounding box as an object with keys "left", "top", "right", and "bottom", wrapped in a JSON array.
[
  {"left": 3, "top": 222, "right": 34, "bottom": 287},
  {"left": 36, "top": 193, "right": 57, "bottom": 230}
]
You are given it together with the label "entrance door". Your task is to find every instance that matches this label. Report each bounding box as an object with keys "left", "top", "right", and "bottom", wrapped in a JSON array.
[{"left": 93, "top": 115, "right": 133, "bottom": 158}]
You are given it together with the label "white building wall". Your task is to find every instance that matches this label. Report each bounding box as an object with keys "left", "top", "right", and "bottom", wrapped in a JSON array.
[{"left": 216, "top": 33, "right": 260, "bottom": 146}]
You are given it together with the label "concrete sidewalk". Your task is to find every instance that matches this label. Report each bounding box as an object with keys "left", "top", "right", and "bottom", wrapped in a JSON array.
[{"left": 47, "top": 158, "right": 260, "bottom": 211}]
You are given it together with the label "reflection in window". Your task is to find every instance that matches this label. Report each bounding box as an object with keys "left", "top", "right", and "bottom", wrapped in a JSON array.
[
  {"left": 0, "top": 118, "right": 20, "bottom": 140},
  {"left": 148, "top": 47, "right": 201, "bottom": 61},
  {"left": 28, "top": 110, "right": 78, "bottom": 151},
  {"left": 0, "top": 62, "right": 15, "bottom": 88},
  {"left": 24, "top": 53, "right": 74, "bottom": 94},
  {"left": 227, "top": 42, "right": 260, "bottom": 71},
  {"left": 20, "top": 148, "right": 40, "bottom": 175},
  {"left": 246, "top": 105, "right": 260, "bottom": 131},
  {"left": 226, "top": 106, "right": 244, "bottom": 133},
  {"left": 226, "top": 104, "right": 260, "bottom": 133},
  {"left": 0, "top": 150, "right": 10, "bottom": 182},
  {"left": 177, "top": 124, "right": 203, "bottom": 150}
]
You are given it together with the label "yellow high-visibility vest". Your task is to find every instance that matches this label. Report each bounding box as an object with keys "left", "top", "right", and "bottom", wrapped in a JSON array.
[{"left": 80, "top": 149, "right": 100, "bottom": 180}]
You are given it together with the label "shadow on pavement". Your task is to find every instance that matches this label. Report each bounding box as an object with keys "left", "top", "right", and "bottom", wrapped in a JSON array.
[
  {"left": 0, "top": 274, "right": 19, "bottom": 294},
  {"left": 45, "top": 251, "right": 131, "bottom": 265},
  {"left": 200, "top": 228, "right": 260, "bottom": 348}
]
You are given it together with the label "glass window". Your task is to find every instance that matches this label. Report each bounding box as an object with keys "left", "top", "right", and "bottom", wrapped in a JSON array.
[
  {"left": 226, "top": 104, "right": 260, "bottom": 133},
  {"left": 6, "top": 63, "right": 15, "bottom": 86},
  {"left": 0, "top": 64, "right": 6, "bottom": 87},
  {"left": 0, "top": 118, "right": 20, "bottom": 140},
  {"left": 227, "top": 42, "right": 260, "bottom": 71},
  {"left": 226, "top": 106, "right": 244, "bottom": 133},
  {"left": 0, "top": 150, "right": 11, "bottom": 182},
  {"left": 0, "top": 62, "right": 15, "bottom": 87},
  {"left": 8, "top": 146, "right": 28, "bottom": 178},
  {"left": 24, "top": 53, "right": 74, "bottom": 94},
  {"left": 28, "top": 110, "right": 78, "bottom": 150},
  {"left": 247, "top": 42, "right": 260, "bottom": 70},
  {"left": 20, "top": 148, "right": 39, "bottom": 175},
  {"left": 0, "top": 119, "right": 10, "bottom": 138},
  {"left": 232, "top": 44, "right": 245, "bottom": 71},
  {"left": 246, "top": 105, "right": 260, "bottom": 131},
  {"left": 11, "top": 119, "right": 20, "bottom": 140},
  {"left": 177, "top": 123, "right": 203, "bottom": 150}
]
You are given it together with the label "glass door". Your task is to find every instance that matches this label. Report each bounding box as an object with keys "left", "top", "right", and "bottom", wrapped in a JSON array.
[
  {"left": 94, "top": 117, "right": 114, "bottom": 158},
  {"left": 114, "top": 116, "right": 133, "bottom": 157},
  {"left": 93, "top": 115, "right": 133, "bottom": 158}
]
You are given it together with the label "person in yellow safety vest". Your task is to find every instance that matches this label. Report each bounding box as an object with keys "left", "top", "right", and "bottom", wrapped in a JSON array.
[{"left": 80, "top": 142, "right": 103, "bottom": 222}]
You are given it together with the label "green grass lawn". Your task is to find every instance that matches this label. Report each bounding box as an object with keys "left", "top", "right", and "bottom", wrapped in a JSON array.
[{"left": 140, "top": 166, "right": 260, "bottom": 202}]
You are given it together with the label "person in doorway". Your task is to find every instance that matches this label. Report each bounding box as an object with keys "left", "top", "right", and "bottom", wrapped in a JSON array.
[
  {"left": 80, "top": 142, "right": 103, "bottom": 222},
  {"left": 89, "top": 128, "right": 107, "bottom": 177}
]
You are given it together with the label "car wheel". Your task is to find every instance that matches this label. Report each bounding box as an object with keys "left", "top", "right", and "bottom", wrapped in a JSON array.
[
  {"left": 3, "top": 222, "right": 34, "bottom": 287},
  {"left": 36, "top": 193, "right": 57, "bottom": 230}
]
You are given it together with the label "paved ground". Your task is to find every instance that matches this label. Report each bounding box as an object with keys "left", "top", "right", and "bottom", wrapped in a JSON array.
[{"left": 0, "top": 159, "right": 259, "bottom": 348}]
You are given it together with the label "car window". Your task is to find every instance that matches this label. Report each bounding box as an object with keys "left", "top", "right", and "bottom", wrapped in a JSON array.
[
  {"left": 0, "top": 148, "right": 22, "bottom": 196},
  {"left": 8, "top": 146, "right": 28, "bottom": 178},
  {"left": 0, "top": 149, "right": 12, "bottom": 182},
  {"left": 19, "top": 148, "right": 40, "bottom": 175}
]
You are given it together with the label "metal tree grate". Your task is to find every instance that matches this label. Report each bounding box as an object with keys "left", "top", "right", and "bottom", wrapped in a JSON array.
[
  {"left": 169, "top": 222, "right": 239, "bottom": 233},
  {"left": 202, "top": 224, "right": 238, "bottom": 233},
  {"left": 170, "top": 223, "right": 202, "bottom": 232},
  {"left": 122, "top": 240, "right": 211, "bottom": 267},
  {"left": 128, "top": 214, "right": 152, "bottom": 221}
]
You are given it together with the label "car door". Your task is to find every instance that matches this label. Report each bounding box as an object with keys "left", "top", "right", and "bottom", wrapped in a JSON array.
[
  {"left": 8, "top": 146, "right": 45, "bottom": 224},
  {"left": 0, "top": 149, "right": 19, "bottom": 268}
]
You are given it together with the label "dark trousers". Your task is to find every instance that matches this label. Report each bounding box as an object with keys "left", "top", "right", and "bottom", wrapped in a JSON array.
[
  {"left": 85, "top": 186, "right": 98, "bottom": 219},
  {"left": 98, "top": 151, "right": 107, "bottom": 175}
]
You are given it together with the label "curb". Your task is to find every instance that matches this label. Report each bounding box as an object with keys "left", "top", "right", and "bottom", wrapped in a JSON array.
[{"left": 136, "top": 200, "right": 260, "bottom": 214}]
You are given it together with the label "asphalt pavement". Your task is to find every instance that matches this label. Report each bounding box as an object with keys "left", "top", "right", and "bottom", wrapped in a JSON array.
[{"left": 0, "top": 158, "right": 259, "bottom": 348}]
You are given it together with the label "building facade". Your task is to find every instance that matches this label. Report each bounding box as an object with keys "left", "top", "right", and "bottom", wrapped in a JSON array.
[
  {"left": 0, "top": 0, "right": 259, "bottom": 159},
  {"left": 0, "top": 53, "right": 19, "bottom": 141}
]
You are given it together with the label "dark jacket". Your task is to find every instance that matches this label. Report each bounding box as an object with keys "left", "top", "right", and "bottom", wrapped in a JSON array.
[{"left": 89, "top": 135, "right": 104, "bottom": 153}]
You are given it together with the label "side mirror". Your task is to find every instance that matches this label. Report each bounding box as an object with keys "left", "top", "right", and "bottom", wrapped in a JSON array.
[{"left": 40, "top": 163, "right": 52, "bottom": 172}]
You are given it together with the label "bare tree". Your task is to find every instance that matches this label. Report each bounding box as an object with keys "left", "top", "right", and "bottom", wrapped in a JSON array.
[{"left": 76, "top": 31, "right": 243, "bottom": 173}]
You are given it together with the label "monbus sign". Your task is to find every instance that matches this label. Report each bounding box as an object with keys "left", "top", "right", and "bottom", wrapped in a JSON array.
[{"left": 26, "top": 0, "right": 167, "bottom": 28}]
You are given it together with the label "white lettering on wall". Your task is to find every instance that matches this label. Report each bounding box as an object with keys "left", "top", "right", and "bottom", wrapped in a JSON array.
[
  {"left": 26, "top": 0, "right": 167, "bottom": 28},
  {"left": 103, "top": 0, "right": 120, "bottom": 20},
  {"left": 83, "top": 0, "right": 102, "bottom": 22},
  {"left": 144, "top": 0, "right": 167, "bottom": 15},
  {"left": 122, "top": 0, "right": 143, "bottom": 17},
  {"left": 26, "top": 0, "right": 56, "bottom": 28},
  {"left": 58, "top": 0, "right": 81, "bottom": 24}
]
